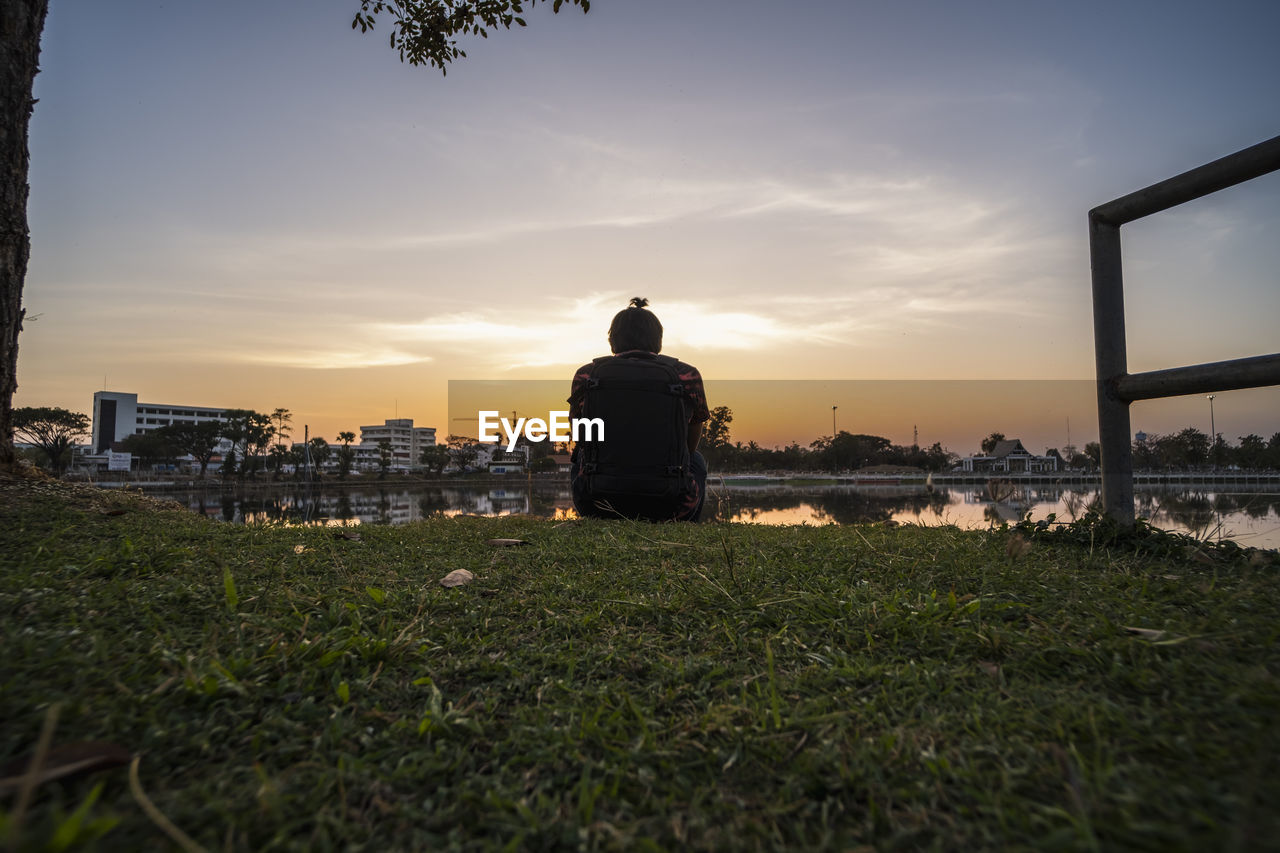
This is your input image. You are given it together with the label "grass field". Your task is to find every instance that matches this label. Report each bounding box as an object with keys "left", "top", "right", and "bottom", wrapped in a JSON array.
[{"left": 1, "top": 472, "right": 1277, "bottom": 851}]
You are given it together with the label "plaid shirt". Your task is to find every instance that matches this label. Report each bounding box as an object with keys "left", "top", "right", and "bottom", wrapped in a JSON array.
[{"left": 568, "top": 351, "right": 710, "bottom": 425}]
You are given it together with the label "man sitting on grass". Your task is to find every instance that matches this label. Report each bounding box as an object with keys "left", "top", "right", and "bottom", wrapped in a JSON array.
[{"left": 568, "top": 297, "right": 709, "bottom": 522}]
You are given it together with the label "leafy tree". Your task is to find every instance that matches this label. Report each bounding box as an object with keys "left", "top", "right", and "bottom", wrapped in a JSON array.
[
  {"left": 701, "top": 405, "right": 734, "bottom": 467},
  {"left": 247, "top": 414, "right": 276, "bottom": 476},
  {"left": 1209, "top": 432, "right": 1229, "bottom": 468},
  {"left": 1144, "top": 428, "right": 1210, "bottom": 470},
  {"left": 377, "top": 440, "right": 393, "bottom": 477},
  {"left": 218, "top": 409, "right": 273, "bottom": 477},
  {"left": 13, "top": 406, "right": 88, "bottom": 475},
  {"left": 0, "top": 1, "right": 588, "bottom": 468},
  {"left": 807, "top": 431, "right": 894, "bottom": 472},
  {"left": 218, "top": 409, "right": 253, "bottom": 475},
  {"left": 838, "top": 432, "right": 892, "bottom": 470},
  {"left": 156, "top": 420, "right": 222, "bottom": 477},
  {"left": 980, "top": 432, "right": 1005, "bottom": 455},
  {"left": 529, "top": 455, "right": 558, "bottom": 473},
  {"left": 704, "top": 406, "right": 733, "bottom": 450},
  {"left": 1235, "top": 434, "right": 1267, "bottom": 469},
  {"left": 1131, "top": 434, "right": 1159, "bottom": 469},
  {"left": 920, "top": 441, "right": 957, "bottom": 472},
  {"left": 219, "top": 449, "right": 238, "bottom": 480},
  {"left": 120, "top": 430, "right": 180, "bottom": 473},
  {"left": 446, "top": 434, "right": 480, "bottom": 472},
  {"left": 420, "top": 444, "right": 450, "bottom": 475},
  {"left": 1084, "top": 441, "right": 1101, "bottom": 467}
]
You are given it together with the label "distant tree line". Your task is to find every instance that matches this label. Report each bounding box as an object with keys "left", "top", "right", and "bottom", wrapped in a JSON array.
[
  {"left": 700, "top": 407, "right": 959, "bottom": 473},
  {"left": 1131, "top": 428, "right": 1280, "bottom": 471},
  {"left": 11, "top": 403, "right": 1280, "bottom": 479}
]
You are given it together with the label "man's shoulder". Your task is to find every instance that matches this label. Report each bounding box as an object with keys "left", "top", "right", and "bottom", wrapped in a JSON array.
[{"left": 664, "top": 356, "right": 704, "bottom": 381}]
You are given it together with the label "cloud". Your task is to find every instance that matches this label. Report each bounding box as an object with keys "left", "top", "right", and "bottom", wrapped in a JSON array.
[
  {"left": 365, "top": 291, "right": 886, "bottom": 373},
  {"left": 230, "top": 348, "right": 432, "bottom": 370}
]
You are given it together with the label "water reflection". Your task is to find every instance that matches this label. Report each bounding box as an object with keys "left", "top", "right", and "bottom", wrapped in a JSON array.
[{"left": 175, "top": 482, "right": 1280, "bottom": 548}]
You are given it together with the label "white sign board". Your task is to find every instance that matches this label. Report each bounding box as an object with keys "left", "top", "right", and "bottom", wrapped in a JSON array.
[{"left": 107, "top": 451, "right": 132, "bottom": 472}]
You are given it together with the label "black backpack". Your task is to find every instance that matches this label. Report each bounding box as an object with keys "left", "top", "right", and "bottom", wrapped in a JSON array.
[{"left": 577, "top": 352, "right": 693, "bottom": 515}]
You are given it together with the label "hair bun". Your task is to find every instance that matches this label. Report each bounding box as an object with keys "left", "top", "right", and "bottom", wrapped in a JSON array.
[{"left": 629, "top": 297, "right": 649, "bottom": 309}]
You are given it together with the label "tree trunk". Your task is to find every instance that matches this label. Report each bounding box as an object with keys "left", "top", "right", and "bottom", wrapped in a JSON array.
[{"left": 0, "top": 0, "right": 49, "bottom": 470}]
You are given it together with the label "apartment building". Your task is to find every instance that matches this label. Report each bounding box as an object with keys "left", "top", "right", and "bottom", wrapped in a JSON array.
[
  {"left": 92, "top": 391, "right": 232, "bottom": 453},
  {"left": 358, "top": 419, "right": 438, "bottom": 471}
]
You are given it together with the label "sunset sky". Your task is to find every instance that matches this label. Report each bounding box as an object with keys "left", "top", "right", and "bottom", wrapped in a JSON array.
[{"left": 17, "top": 0, "right": 1280, "bottom": 454}]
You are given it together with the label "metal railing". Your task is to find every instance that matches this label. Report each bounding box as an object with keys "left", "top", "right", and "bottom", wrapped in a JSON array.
[{"left": 1089, "top": 134, "right": 1280, "bottom": 524}]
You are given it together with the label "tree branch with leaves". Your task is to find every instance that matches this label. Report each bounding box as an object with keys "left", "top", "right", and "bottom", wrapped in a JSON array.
[{"left": 352, "top": 0, "right": 589, "bottom": 71}]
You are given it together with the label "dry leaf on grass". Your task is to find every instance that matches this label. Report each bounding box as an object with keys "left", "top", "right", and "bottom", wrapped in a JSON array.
[
  {"left": 440, "top": 569, "right": 475, "bottom": 588},
  {"left": 487, "top": 538, "right": 529, "bottom": 547},
  {"left": 0, "top": 742, "right": 132, "bottom": 793},
  {"left": 1248, "top": 550, "right": 1274, "bottom": 568},
  {"left": 1006, "top": 534, "right": 1032, "bottom": 559},
  {"left": 293, "top": 544, "right": 311, "bottom": 554},
  {"left": 1183, "top": 546, "right": 1215, "bottom": 566},
  {"left": 334, "top": 529, "right": 362, "bottom": 541},
  {"left": 1124, "top": 626, "right": 1169, "bottom": 642},
  {"left": 978, "top": 661, "right": 1001, "bottom": 679}
]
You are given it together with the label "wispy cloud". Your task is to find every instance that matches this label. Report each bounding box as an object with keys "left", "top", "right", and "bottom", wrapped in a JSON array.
[{"left": 230, "top": 348, "right": 432, "bottom": 370}]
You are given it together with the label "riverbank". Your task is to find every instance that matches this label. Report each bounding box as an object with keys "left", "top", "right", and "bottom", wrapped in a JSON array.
[
  {"left": 2, "top": 472, "right": 1277, "bottom": 850},
  {"left": 76, "top": 467, "right": 1280, "bottom": 493}
]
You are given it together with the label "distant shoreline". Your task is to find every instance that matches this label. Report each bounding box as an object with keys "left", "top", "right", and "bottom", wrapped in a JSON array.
[{"left": 79, "top": 469, "right": 1280, "bottom": 492}]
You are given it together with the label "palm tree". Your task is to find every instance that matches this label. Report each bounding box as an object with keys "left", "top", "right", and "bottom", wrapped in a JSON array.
[
  {"left": 337, "top": 431, "right": 356, "bottom": 479},
  {"left": 309, "top": 437, "right": 331, "bottom": 477},
  {"left": 267, "top": 444, "right": 291, "bottom": 479}
]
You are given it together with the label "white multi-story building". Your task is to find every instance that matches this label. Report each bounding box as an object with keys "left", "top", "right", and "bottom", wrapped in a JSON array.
[
  {"left": 91, "top": 391, "right": 232, "bottom": 453},
  {"left": 358, "top": 419, "right": 437, "bottom": 471}
]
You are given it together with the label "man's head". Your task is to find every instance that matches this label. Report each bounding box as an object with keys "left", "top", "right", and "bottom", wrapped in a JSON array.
[{"left": 608, "top": 297, "right": 663, "bottom": 353}]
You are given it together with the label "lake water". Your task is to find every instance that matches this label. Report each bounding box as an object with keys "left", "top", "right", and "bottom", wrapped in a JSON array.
[{"left": 173, "top": 480, "right": 1280, "bottom": 550}]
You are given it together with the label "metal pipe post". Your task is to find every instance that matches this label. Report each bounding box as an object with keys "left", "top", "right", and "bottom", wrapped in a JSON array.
[
  {"left": 1091, "top": 134, "right": 1280, "bottom": 226},
  {"left": 1114, "top": 353, "right": 1280, "bottom": 401},
  {"left": 1089, "top": 214, "right": 1135, "bottom": 525}
]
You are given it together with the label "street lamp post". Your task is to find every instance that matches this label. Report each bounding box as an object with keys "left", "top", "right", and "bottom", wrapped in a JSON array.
[
  {"left": 1207, "top": 394, "right": 1217, "bottom": 468},
  {"left": 830, "top": 406, "right": 839, "bottom": 473}
]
